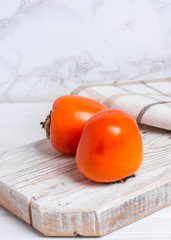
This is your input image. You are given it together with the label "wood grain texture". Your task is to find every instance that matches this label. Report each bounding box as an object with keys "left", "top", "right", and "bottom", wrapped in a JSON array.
[{"left": 0, "top": 124, "right": 171, "bottom": 236}]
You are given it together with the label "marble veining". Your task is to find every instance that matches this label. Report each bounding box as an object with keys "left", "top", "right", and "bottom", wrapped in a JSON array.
[{"left": 0, "top": 0, "right": 171, "bottom": 102}]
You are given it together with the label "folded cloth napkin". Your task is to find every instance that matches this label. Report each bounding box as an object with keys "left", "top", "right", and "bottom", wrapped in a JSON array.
[{"left": 72, "top": 78, "right": 171, "bottom": 131}]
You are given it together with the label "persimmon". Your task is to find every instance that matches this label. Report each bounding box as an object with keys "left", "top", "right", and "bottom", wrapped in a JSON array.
[
  {"left": 40, "top": 95, "right": 107, "bottom": 154},
  {"left": 76, "top": 109, "right": 143, "bottom": 183}
]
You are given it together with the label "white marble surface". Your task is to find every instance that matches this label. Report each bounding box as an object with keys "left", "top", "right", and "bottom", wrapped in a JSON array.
[
  {"left": 1, "top": 0, "right": 171, "bottom": 102},
  {"left": 0, "top": 102, "right": 171, "bottom": 240}
]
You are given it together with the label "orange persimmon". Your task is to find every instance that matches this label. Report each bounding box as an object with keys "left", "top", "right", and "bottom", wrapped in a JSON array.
[
  {"left": 76, "top": 109, "right": 143, "bottom": 182},
  {"left": 40, "top": 95, "right": 107, "bottom": 154}
]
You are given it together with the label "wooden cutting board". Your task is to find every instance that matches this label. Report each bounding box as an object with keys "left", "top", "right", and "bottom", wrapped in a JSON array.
[{"left": 0, "top": 124, "right": 170, "bottom": 237}]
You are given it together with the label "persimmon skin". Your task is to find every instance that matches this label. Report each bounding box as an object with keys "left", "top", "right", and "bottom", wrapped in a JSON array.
[
  {"left": 76, "top": 109, "right": 143, "bottom": 183},
  {"left": 50, "top": 95, "right": 107, "bottom": 154}
]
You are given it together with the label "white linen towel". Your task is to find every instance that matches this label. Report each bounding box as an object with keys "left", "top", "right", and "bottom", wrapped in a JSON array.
[{"left": 72, "top": 78, "right": 171, "bottom": 131}]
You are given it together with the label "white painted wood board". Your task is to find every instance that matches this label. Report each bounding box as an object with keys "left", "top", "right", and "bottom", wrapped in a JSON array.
[{"left": 0, "top": 124, "right": 171, "bottom": 237}]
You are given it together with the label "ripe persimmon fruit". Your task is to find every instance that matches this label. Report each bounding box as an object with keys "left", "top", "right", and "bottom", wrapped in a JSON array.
[
  {"left": 40, "top": 95, "right": 107, "bottom": 154},
  {"left": 76, "top": 109, "right": 143, "bottom": 182}
]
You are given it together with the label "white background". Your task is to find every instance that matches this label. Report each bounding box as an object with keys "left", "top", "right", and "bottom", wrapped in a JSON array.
[{"left": 1, "top": 0, "right": 171, "bottom": 102}]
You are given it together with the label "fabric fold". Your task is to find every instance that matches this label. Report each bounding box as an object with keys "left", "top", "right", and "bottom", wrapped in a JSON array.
[{"left": 72, "top": 78, "right": 171, "bottom": 131}]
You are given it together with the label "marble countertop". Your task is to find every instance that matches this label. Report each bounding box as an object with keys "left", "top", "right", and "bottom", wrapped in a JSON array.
[
  {"left": 1, "top": 0, "right": 171, "bottom": 103},
  {"left": 0, "top": 102, "right": 170, "bottom": 240}
]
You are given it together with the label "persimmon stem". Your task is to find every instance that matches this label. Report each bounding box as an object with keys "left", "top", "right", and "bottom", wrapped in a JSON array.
[
  {"left": 40, "top": 110, "right": 52, "bottom": 139},
  {"left": 104, "top": 174, "right": 136, "bottom": 184}
]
